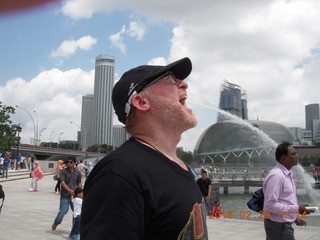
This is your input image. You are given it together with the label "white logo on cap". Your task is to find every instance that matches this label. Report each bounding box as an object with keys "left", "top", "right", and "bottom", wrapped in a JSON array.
[{"left": 128, "top": 83, "right": 137, "bottom": 96}]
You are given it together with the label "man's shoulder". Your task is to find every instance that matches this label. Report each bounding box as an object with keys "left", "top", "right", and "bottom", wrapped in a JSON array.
[
  {"left": 91, "top": 139, "right": 171, "bottom": 179},
  {"left": 61, "top": 168, "right": 81, "bottom": 174},
  {"left": 268, "top": 165, "right": 286, "bottom": 176},
  {"left": 264, "top": 167, "right": 285, "bottom": 183}
]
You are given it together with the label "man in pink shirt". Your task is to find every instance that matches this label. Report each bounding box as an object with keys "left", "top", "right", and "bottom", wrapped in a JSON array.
[{"left": 263, "top": 142, "right": 313, "bottom": 239}]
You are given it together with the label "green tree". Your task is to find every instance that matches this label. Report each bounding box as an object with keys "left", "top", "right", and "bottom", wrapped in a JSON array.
[
  {"left": 87, "top": 144, "right": 100, "bottom": 152},
  {"left": 0, "top": 102, "right": 18, "bottom": 151},
  {"left": 176, "top": 147, "right": 194, "bottom": 164},
  {"left": 87, "top": 144, "right": 114, "bottom": 153}
]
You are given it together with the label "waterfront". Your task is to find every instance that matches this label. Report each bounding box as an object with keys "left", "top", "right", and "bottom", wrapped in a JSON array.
[
  {"left": 0, "top": 177, "right": 319, "bottom": 240},
  {"left": 216, "top": 187, "right": 320, "bottom": 227}
]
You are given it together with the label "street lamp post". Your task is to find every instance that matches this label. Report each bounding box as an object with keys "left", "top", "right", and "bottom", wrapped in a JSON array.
[
  {"left": 58, "top": 132, "right": 65, "bottom": 148},
  {"left": 52, "top": 131, "right": 64, "bottom": 142},
  {"left": 39, "top": 128, "right": 46, "bottom": 144},
  {"left": 33, "top": 110, "right": 39, "bottom": 145},
  {"left": 16, "top": 124, "right": 22, "bottom": 158},
  {"left": 70, "top": 121, "right": 87, "bottom": 151},
  {"left": 49, "top": 130, "right": 55, "bottom": 147},
  {"left": 16, "top": 105, "right": 36, "bottom": 145}
]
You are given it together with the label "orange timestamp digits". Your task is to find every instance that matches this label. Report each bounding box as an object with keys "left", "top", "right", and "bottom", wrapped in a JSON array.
[
  {"left": 208, "top": 210, "right": 271, "bottom": 220},
  {"left": 277, "top": 211, "right": 307, "bottom": 219}
]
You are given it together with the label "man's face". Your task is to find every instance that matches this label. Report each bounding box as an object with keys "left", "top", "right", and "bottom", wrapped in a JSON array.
[
  {"left": 201, "top": 172, "right": 207, "bottom": 178},
  {"left": 143, "top": 74, "right": 197, "bottom": 130},
  {"left": 67, "top": 160, "right": 76, "bottom": 168},
  {"left": 285, "top": 146, "right": 299, "bottom": 167}
]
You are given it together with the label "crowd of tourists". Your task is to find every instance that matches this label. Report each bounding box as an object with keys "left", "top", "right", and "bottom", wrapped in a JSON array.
[{"left": 0, "top": 152, "right": 37, "bottom": 178}]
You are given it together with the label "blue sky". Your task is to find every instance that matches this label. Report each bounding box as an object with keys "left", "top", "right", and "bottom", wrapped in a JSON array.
[
  {"left": 0, "top": 4, "right": 172, "bottom": 83},
  {"left": 1, "top": 0, "right": 320, "bottom": 151}
]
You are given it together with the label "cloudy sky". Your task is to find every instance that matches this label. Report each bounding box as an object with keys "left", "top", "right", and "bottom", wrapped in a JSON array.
[{"left": 1, "top": 0, "right": 320, "bottom": 151}]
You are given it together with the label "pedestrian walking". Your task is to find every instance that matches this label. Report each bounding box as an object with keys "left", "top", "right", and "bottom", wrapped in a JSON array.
[
  {"left": 52, "top": 156, "right": 81, "bottom": 231},
  {"left": 69, "top": 187, "right": 83, "bottom": 240},
  {"left": 264, "top": 142, "right": 314, "bottom": 239},
  {"left": 2, "top": 153, "right": 11, "bottom": 179},
  {"left": 29, "top": 161, "right": 45, "bottom": 192},
  {"left": 54, "top": 160, "right": 65, "bottom": 194},
  {"left": 77, "top": 159, "right": 87, "bottom": 187}
]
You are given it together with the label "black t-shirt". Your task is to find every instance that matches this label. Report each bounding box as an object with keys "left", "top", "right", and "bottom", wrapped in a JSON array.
[
  {"left": 196, "top": 178, "right": 212, "bottom": 196},
  {"left": 81, "top": 138, "right": 208, "bottom": 240}
]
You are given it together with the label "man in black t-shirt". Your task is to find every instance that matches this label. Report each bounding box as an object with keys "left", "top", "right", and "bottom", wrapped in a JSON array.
[
  {"left": 197, "top": 169, "right": 212, "bottom": 209},
  {"left": 81, "top": 58, "right": 209, "bottom": 240}
]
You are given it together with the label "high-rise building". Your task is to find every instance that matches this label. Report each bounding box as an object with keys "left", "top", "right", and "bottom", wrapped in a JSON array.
[
  {"left": 92, "top": 55, "right": 115, "bottom": 146},
  {"left": 305, "top": 104, "right": 320, "bottom": 142},
  {"left": 81, "top": 94, "right": 94, "bottom": 150},
  {"left": 312, "top": 119, "right": 320, "bottom": 144},
  {"left": 112, "top": 125, "right": 130, "bottom": 148},
  {"left": 305, "top": 104, "right": 319, "bottom": 130},
  {"left": 218, "top": 80, "right": 248, "bottom": 122}
]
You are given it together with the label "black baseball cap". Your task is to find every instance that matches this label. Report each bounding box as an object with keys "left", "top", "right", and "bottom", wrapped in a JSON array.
[{"left": 112, "top": 57, "right": 192, "bottom": 124}]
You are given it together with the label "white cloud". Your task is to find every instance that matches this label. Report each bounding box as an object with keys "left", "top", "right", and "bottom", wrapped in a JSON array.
[
  {"left": 147, "top": 57, "right": 167, "bottom": 65},
  {"left": 128, "top": 21, "right": 146, "bottom": 41},
  {"left": 0, "top": 68, "right": 95, "bottom": 144},
  {"left": 109, "top": 21, "right": 146, "bottom": 53},
  {"left": 109, "top": 25, "right": 127, "bottom": 54},
  {"left": 51, "top": 35, "right": 97, "bottom": 58},
  {"left": 62, "top": 0, "right": 126, "bottom": 19}
]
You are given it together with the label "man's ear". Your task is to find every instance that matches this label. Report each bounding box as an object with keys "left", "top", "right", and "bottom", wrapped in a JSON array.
[{"left": 131, "top": 94, "right": 150, "bottom": 112}]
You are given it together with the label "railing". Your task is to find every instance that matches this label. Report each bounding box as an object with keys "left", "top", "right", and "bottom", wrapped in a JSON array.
[{"left": 14, "top": 143, "right": 105, "bottom": 157}]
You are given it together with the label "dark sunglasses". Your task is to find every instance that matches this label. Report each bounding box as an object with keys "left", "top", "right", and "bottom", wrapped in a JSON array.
[{"left": 67, "top": 161, "right": 75, "bottom": 164}]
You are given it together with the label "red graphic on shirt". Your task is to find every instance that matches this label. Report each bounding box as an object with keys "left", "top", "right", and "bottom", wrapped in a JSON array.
[{"left": 177, "top": 203, "right": 208, "bottom": 240}]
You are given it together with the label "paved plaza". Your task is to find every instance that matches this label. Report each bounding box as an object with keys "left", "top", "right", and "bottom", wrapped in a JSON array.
[{"left": 0, "top": 172, "right": 319, "bottom": 239}]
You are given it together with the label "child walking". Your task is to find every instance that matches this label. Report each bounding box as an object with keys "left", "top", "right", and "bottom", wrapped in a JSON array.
[{"left": 69, "top": 187, "right": 83, "bottom": 240}]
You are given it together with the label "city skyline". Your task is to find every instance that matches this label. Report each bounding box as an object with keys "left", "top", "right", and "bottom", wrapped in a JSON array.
[{"left": 2, "top": 0, "right": 320, "bottom": 151}]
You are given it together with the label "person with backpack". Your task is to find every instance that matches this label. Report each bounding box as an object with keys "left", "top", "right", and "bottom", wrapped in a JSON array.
[{"left": 263, "top": 142, "right": 314, "bottom": 239}]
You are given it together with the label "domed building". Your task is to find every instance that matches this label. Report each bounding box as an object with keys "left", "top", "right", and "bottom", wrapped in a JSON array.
[{"left": 194, "top": 120, "right": 296, "bottom": 166}]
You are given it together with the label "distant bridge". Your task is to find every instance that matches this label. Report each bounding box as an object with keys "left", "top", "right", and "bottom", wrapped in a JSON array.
[{"left": 11, "top": 143, "right": 105, "bottom": 160}]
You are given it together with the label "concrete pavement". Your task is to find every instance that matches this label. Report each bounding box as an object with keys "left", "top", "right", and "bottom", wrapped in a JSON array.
[{"left": 0, "top": 174, "right": 319, "bottom": 239}]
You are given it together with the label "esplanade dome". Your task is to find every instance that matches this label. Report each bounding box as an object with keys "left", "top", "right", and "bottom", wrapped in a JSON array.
[{"left": 195, "top": 120, "right": 296, "bottom": 155}]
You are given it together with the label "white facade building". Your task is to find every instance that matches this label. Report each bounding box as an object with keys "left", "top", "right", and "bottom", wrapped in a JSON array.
[
  {"left": 112, "top": 125, "right": 130, "bottom": 148},
  {"left": 81, "top": 94, "right": 94, "bottom": 150},
  {"left": 92, "top": 55, "right": 115, "bottom": 146}
]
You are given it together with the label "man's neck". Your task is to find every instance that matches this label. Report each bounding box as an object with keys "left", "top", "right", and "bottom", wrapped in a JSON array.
[
  {"left": 133, "top": 132, "right": 188, "bottom": 170},
  {"left": 68, "top": 167, "right": 75, "bottom": 172}
]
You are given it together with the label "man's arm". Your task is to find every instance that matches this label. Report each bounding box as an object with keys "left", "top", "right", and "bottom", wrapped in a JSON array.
[
  {"left": 206, "top": 185, "right": 212, "bottom": 201},
  {"left": 61, "top": 180, "right": 74, "bottom": 196},
  {"left": 77, "top": 170, "right": 82, "bottom": 187}
]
